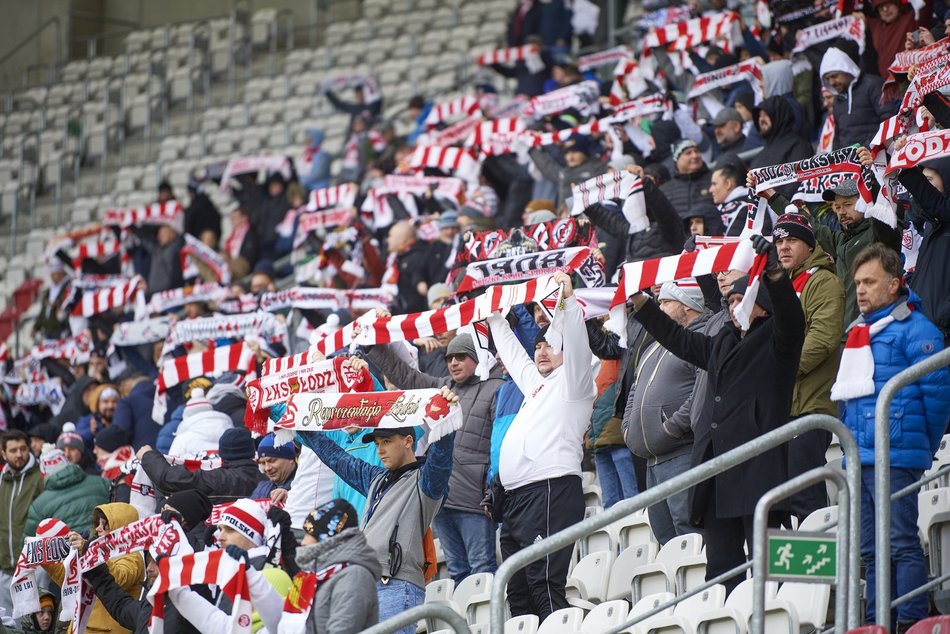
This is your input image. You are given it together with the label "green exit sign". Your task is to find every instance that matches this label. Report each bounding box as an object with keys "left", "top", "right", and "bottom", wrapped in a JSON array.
[{"left": 767, "top": 531, "right": 837, "bottom": 583}]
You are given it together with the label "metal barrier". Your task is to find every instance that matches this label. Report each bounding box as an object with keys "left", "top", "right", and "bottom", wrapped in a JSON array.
[
  {"left": 752, "top": 467, "right": 851, "bottom": 634},
  {"left": 489, "top": 414, "right": 863, "bottom": 632},
  {"left": 873, "top": 347, "right": 950, "bottom": 626},
  {"left": 362, "top": 603, "right": 471, "bottom": 634}
]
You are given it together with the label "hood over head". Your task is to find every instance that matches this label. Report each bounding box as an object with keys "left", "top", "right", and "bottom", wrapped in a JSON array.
[
  {"left": 820, "top": 47, "right": 862, "bottom": 114},
  {"left": 95, "top": 502, "right": 139, "bottom": 531},
  {"left": 648, "top": 120, "right": 682, "bottom": 163},
  {"left": 754, "top": 95, "right": 797, "bottom": 140},
  {"left": 295, "top": 527, "right": 382, "bottom": 578}
]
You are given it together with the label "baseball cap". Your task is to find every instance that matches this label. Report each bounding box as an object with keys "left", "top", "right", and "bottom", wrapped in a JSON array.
[
  {"left": 821, "top": 179, "right": 859, "bottom": 201},
  {"left": 711, "top": 107, "right": 743, "bottom": 126}
]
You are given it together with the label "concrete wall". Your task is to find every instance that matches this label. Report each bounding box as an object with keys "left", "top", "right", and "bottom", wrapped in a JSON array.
[{"left": 0, "top": 0, "right": 71, "bottom": 91}]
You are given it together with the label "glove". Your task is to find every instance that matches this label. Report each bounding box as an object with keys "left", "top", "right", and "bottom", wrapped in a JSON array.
[
  {"left": 683, "top": 234, "right": 697, "bottom": 253},
  {"left": 225, "top": 545, "right": 250, "bottom": 566},
  {"left": 160, "top": 509, "right": 184, "bottom": 527},
  {"left": 751, "top": 234, "right": 781, "bottom": 273},
  {"left": 267, "top": 507, "right": 292, "bottom": 532}
]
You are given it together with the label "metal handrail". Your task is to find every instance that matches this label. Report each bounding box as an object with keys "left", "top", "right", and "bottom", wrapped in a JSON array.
[
  {"left": 489, "top": 414, "right": 863, "bottom": 632},
  {"left": 0, "top": 16, "right": 63, "bottom": 69},
  {"left": 362, "top": 603, "right": 471, "bottom": 634},
  {"left": 874, "top": 346, "right": 950, "bottom": 626},
  {"left": 752, "top": 467, "right": 851, "bottom": 634}
]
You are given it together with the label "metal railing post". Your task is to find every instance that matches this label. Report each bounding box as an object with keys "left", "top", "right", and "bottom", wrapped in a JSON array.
[
  {"left": 361, "top": 603, "right": 471, "bottom": 634},
  {"left": 751, "top": 467, "right": 850, "bottom": 634},
  {"left": 874, "top": 347, "right": 950, "bottom": 626},
  {"left": 489, "top": 415, "right": 862, "bottom": 633}
]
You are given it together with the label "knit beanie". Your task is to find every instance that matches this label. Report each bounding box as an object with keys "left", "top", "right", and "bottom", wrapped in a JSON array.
[
  {"left": 534, "top": 325, "right": 550, "bottom": 349},
  {"left": 256, "top": 433, "right": 296, "bottom": 461},
  {"left": 183, "top": 388, "right": 214, "bottom": 420},
  {"left": 772, "top": 213, "right": 816, "bottom": 249},
  {"left": 218, "top": 498, "right": 266, "bottom": 546},
  {"left": 94, "top": 425, "right": 129, "bottom": 453},
  {"left": 56, "top": 423, "right": 84, "bottom": 452},
  {"left": 40, "top": 449, "right": 69, "bottom": 477},
  {"left": 658, "top": 280, "right": 706, "bottom": 314},
  {"left": 36, "top": 518, "right": 70, "bottom": 538},
  {"left": 427, "top": 283, "right": 452, "bottom": 308},
  {"left": 445, "top": 333, "right": 478, "bottom": 362},
  {"left": 184, "top": 377, "right": 214, "bottom": 400},
  {"left": 303, "top": 498, "right": 359, "bottom": 542},
  {"left": 165, "top": 489, "right": 213, "bottom": 530},
  {"left": 671, "top": 139, "right": 699, "bottom": 162},
  {"left": 218, "top": 427, "right": 255, "bottom": 462},
  {"left": 39, "top": 595, "right": 55, "bottom": 610}
]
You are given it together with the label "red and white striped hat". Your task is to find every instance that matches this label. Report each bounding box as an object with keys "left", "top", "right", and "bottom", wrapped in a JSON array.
[
  {"left": 218, "top": 498, "right": 266, "bottom": 546},
  {"left": 36, "top": 518, "right": 70, "bottom": 538}
]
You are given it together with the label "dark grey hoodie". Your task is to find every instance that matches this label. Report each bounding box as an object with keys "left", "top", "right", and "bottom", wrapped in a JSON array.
[{"left": 295, "top": 528, "right": 382, "bottom": 634}]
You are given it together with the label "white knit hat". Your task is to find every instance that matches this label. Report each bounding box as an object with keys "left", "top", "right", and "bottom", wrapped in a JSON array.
[
  {"left": 41, "top": 449, "right": 69, "bottom": 477},
  {"left": 218, "top": 498, "right": 266, "bottom": 546},
  {"left": 183, "top": 388, "right": 214, "bottom": 420}
]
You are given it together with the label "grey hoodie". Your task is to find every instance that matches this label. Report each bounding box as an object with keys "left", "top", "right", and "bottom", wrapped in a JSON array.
[{"left": 295, "top": 528, "right": 382, "bottom": 634}]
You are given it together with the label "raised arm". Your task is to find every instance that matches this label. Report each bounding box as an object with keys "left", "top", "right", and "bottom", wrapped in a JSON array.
[
  {"left": 631, "top": 299, "right": 713, "bottom": 371},
  {"left": 644, "top": 177, "right": 687, "bottom": 249},
  {"left": 367, "top": 345, "right": 444, "bottom": 390},
  {"left": 139, "top": 450, "right": 204, "bottom": 494},
  {"left": 558, "top": 291, "right": 596, "bottom": 402},
  {"left": 899, "top": 166, "right": 950, "bottom": 224},
  {"left": 296, "top": 432, "right": 385, "bottom": 496},
  {"left": 487, "top": 311, "right": 542, "bottom": 396},
  {"left": 418, "top": 432, "right": 456, "bottom": 501}
]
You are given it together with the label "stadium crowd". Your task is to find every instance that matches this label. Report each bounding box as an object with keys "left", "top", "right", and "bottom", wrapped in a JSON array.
[{"left": 2, "top": 0, "right": 950, "bottom": 632}]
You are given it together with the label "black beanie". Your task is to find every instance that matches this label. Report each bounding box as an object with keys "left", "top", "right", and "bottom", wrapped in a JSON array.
[
  {"left": 164, "top": 490, "right": 213, "bottom": 530},
  {"left": 534, "top": 325, "right": 550, "bottom": 349},
  {"left": 727, "top": 276, "right": 773, "bottom": 315},
  {"left": 303, "top": 498, "right": 359, "bottom": 542},
  {"left": 94, "top": 425, "right": 129, "bottom": 453},
  {"left": 218, "top": 427, "right": 255, "bottom": 462}
]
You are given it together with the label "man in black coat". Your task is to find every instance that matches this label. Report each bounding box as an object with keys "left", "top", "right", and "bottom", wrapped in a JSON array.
[
  {"left": 628, "top": 235, "right": 806, "bottom": 593},
  {"left": 386, "top": 220, "right": 429, "bottom": 315}
]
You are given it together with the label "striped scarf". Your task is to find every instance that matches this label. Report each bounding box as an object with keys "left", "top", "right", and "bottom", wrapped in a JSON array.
[
  {"left": 791, "top": 15, "right": 865, "bottom": 55},
  {"left": 279, "top": 565, "right": 348, "bottom": 634},
  {"left": 424, "top": 95, "right": 482, "bottom": 128},
  {"left": 308, "top": 183, "right": 358, "bottom": 211},
  {"left": 830, "top": 311, "right": 900, "bottom": 401},
  {"left": 570, "top": 171, "right": 648, "bottom": 233},
  {"left": 152, "top": 342, "right": 256, "bottom": 421},
  {"left": 476, "top": 44, "right": 543, "bottom": 73},
  {"left": 643, "top": 11, "right": 740, "bottom": 52},
  {"left": 71, "top": 276, "right": 143, "bottom": 318}
]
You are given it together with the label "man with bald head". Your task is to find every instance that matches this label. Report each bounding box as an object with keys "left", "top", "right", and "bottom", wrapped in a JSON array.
[{"left": 385, "top": 220, "right": 429, "bottom": 314}]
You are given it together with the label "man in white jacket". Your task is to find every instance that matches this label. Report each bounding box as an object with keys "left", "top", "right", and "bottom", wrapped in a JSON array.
[{"left": 486, "top": 272, "right": 595, "bottom": 620}]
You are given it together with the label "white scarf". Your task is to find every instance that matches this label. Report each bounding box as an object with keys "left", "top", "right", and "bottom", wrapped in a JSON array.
[{"left": 830, "top": 311, "right": 899, "bottom": 401}]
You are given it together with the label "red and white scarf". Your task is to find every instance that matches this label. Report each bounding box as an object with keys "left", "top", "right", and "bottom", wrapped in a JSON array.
[
  {"left": 792, "top": 15, "right": 865, "bottom": 54},
  {"left": 219, "top": 155, "right": 293, "bottom": 189},
  {"left": 70, "top": 236, "right": 123, "bottom": 269},
  {"left": 31, "top": 332, "right": 93, "bottom": 364},
  {"left": 164, "top": 312, "right": 287, "bottom": 350},
  {"left": 456, "top": 247, "right": 601, "bottom": 292},
  {"left": 320, "top": 74, "right": 382, "bottom": 103},
  {"left": 111, "top": 317, "right": 172, "bottom": 347},
  {"left": 465, "top": 117, "right": 525, "bottom": 149},
  {"left": 522, "top": 80, "right": 602, "bottom": 119},
  {"left": 643, "top": 11, "right": 740, "bottom": 52},
  {"left": 146, "top": 283, "right": 230, "bottom": 314},
  {"left": 578, "top": 45, "right": 632, "bottom": 71},
  {"left": 818, "top": 114, "right": 836, "bottom": 154},
  {"left": 429, "top": 114, "right": 484, "bottom": 148},
  {"left": 570, "top": 171, "right": 648, "bottom": 233},
  {"left": 424, "top": 95, "right": 482, "bottom": 128},
  {"left": 792, "top": 266, "right": 820, "bottom": 297},
  {"left": 153, "top": 342, "right": 256, "bottom": 421},
  {"left": 71, "top": 276, "right": 143, "bottom": 318},
  {"left": 749, "top": 147, "right": 876, "bottom": 207},
  {"left": 476, "top": 44, "right": 543, "bottom": 73},
  {"left": 294, "top": 208, "right": 354, "bottom": 247},
  {"left": 886, "top": 128, "right": 950, "bottom": 175},
  {"left": 245, "top": 355, "right": 374, "bottom": 434},
  {"left": 224, "top": 220, "right": 250, "bottom": 259},
  {"left": 12, "top": 521, "right": 71, "bottom": 619},
  {"left": 830, "top": 312, "right": 900, "bottom": 401},
  {"left": 148, "top": 550, "right": 252, "bottom": 634},
  {"left": 206, "top": 499, "right": 273, "bottom": 527},
  {"left": 687, "top": 59, "right": 764, "bottom": 103},
  {"left": 900, "top": 52, "right": 950, "bottom": 114},
  {"left": 103, "top": 202, "right": 184, "bottom": 229},
  {"left": 259, "top": 287, "right": 392, "bottom": 313},
  {"left": 407, "top": 146, "right": 479, "bottom": 182},
  {"left": 732, "top": 253, "right": 769, "bottom": 331},
  {"left": 181, "top": 234, "right": 232, "bottom": 285},
  {"left": 308, "top": 183, "right": 357, "bottom": 211},
  {"left": 279, "top": 565, "right": 348, "bottom": 634}
]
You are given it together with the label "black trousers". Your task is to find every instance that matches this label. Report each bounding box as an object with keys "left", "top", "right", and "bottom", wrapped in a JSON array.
[
  {"left": 786, "top": 427, "right": 831, "bottom": 523},
  {"left": 500, "top": 475, "right": 585, "bottom": 621}
]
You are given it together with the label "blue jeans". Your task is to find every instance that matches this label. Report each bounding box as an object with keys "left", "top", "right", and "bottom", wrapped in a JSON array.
[
  {"left": 647, "top": 452, "right": 696, "bottom": 544},
  {"left": 860, "top": 466, "right": 929, "bottom": 625},
  {"left": 433, "top": 508, "right": 497, "bottom": 583},
  {"left": 376, "top": 579, "right": 425, "bottom": 634},
  {"left": 594, "top": 446, "right": 639, "bottom": 508}
]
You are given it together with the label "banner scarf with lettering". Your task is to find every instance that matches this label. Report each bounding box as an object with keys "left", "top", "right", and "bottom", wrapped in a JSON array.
[
  {"left": 570, "top": 171, "right": 648, "bottom": 233},
  {"left": 146, "top": 283, "right": 231, "bottom": 314},
  {"left": 687, "top": 59, "right": 765, "bottom": 103},
  {"left": 279, "top": 564, "right": 348, "bottom": 634},
  {"left": 424, "top": 95, "right": 482, "bottom": 128},
  {"left": 14, "top": 379, "right": 65, "bottom": 414},
  {"left": 259, "top": 287, "right": 392, "bottom": 313},
  {"left": 886, "top": 38, "right": 950, "bottom": 87},
  {"left": 102, "top": 201, "right": 184, "bottom": 229},
  {"left": 454, "top": 217, "right": 595, "bottom": 268},
  {"left": 774, "top": 0, "right": 836, "bottom": 24},
  {"left": 163, "top": 312, "right": 287, "bottom": 352},
  {"left": 111, "top": 316, "right": 172, "bottom": 347},
  {"left": 219, "top": 155, "right": 293, "bottom": 190},
  {"left": 475, "top": 44, "right": 544, "bottom": 74},
  {"left": 642, "top": 11, "right": 740, "bottom": 52},
  {"left": 148, "top": 549, "right": 251, "bottom": 634},
  {"left": 244, "top": 356, "right": 374, "bottom": 435},
  {"left": 153, "top": 341, "right": 257, "bottom": 422},
  {"left": 12, "top": 521, "right": 71, "bottom": 619},
  {"left": 181, "top": 234, "right": 232, "bottom": 285},
  {"left": 899, "top": 52, "right": 950, "bottom": 114},
  {"left": 31, "top": 332, "right": 93, "bottom": 364},
  {"left": 791, "top": 15, "right": 866, "bottom": 55},
  {"left": 578, "top": 45, "right": 632, "bottom": 71},
  {"left": 456, "top": 246, "right": 603, "bottom": 292},
  {"left": 308, "top": 183, "right": 358, "bottom": 211},
  {"left": 522, "top": 80, "right": 602, "bottom": 119},
  {"left": 274, "top": 387, "right": 463, "bottom": 446},
  {"left": 607, "top": 239, "right": 757, "bottom": 345},
  {"left": 294, "top": 207, "right": 354, "bottom": 247},
  {"left": 886, "top": 128, "right": 950, "bottom": 175},
  {"left": 311, "top": 274, "right": 565, "bottom": 356},
  {"left": 71, "top": 275, "right": 144, "bottom": 318}
]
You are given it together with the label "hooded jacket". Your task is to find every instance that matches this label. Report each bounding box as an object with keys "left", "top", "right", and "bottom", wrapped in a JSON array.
[
  {"left": 44, "top": 503, "right": 144, "bottom": 634},
  {"left": 300, "top": 129, "right": 332, "bottom": 191},
  {"left": 788, "top": 244, "right": 845, "bottom": 417},
  {"left": 295, "top": 528, "right": 382, "bottom": 634},
  {"left": 841, "top": 290, "right": 950, "bottom": 468},
  {"left": 139, "top": 449, "right": 263, "bottom": 504},
  {"left": 820, "top": 47, "right": 894, "bottom": 150},
  {"left": 0, "top": 453, "right": 44, "bottom": 573},
  {"left": 18, "top": 588, "right": 57, "bottom": 633},
  {"left": 167, "top": 407, "right": 234, "bottom": 457},
  {"left": 749, "top": 96, "right": 814, "bottom": 173},
  {"left": 623, "top": 312, "right": 712, "bottom": 466},
  {"left": 25, "top": 464, "right": 110, "bottom": 537},
  {"left": 367, "top": 345, "right": 504, "bottom": 515}
]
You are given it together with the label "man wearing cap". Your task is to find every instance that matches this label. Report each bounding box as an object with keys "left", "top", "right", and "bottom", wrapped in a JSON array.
[
  {"left": 660, "top": 139, "right": 713, "bottom": 217},
  {"left": 364, "top": 330, "right": 504, "bottom": 583},
  {"left": 136, "top": 427, "right": 264, "bottom": 502},
  {"left": 486, "top": 272, "right": 595, "bottom": 620},
  {"left": 772, "top": 213, "right": 845, "bottom": 522},
  {"left": 628, "top": 236, "right": 806, "bottom": 594},
  {"left": 528, "top": 132, "right": 608, "bottom": 211},
  {"left": 32, "top": 260, "right": 72, "bottom": 341},
  {"left": 425, "top": 212, "right": 461, "bottom": 288},
  {"left": 622, "top": 280, "right": 712, "bottom": 544},
  {"left": 298, "top": 385, "right": 459, "bottom": 634},
  {"left": 757, "top": 170, "right": 901, "bottom": 325},
  {"left": 250, "top": 433, "right": 298, "bottom": 500},
  {"left": 711, "top": 107, "right": 757, "bottom": 169}
]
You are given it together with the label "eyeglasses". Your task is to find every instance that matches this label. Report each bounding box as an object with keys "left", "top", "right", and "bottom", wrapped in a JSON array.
[{"left": 446, "top": 353, "right": 470, "bottom": 362}]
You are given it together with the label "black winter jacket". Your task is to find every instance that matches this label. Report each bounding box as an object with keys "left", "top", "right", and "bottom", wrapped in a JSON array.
[
  {"left": 659, "top": 165, "right": 713, "bottom": 216},
  {"left": 139, "top": 450, "right": 263, "bottom": 504}
]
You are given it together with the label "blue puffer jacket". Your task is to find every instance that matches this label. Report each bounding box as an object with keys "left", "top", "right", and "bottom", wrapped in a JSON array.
[
  {"left": 842, "top": 291, "right": 950, "bottom": 469},
  {"left": 487, "top": 378, "right": 524, "bottom": 483}
]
